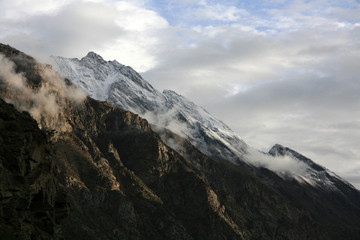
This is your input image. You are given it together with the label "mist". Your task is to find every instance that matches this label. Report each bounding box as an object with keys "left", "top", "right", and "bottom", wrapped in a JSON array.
[
  {"left": 142, "top": 100, "right": 310, "bottom": 179},
  {"left": 0, "top": 54, "right": 86, "bottom": 131},
  {"left": 245, "top": 147, "right": 309, "bottom": 177}
]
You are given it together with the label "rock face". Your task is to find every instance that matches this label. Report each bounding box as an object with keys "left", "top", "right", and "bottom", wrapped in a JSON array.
[
  {"left": 1, "top": 43, "right": 360, "bottom": 239},
  {"left": 0, "top": 98, "right": 67, "bottom": 240},
  {"left": 55, "top": 97, "right": 249, "bottom": 240}
]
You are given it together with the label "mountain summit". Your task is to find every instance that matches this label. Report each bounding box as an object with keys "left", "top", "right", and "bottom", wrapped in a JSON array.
[
  {"left": 53, "top": 53, "right": 249, "bottom": 165},
  {"left": 85, "top": 51, "right": 104, "bottom": 60}
]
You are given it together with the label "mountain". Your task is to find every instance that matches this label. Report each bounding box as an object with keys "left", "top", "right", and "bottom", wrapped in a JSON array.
[
  {"left": 1, "top": 43, "right": 360, "bottom": 239},
  {"left": 269, "top": 144, "right": 355, "bottom": 191},
  {"left": 53, "top": 53, "right": 248, "bottom": 165},
  {"left": 1, "top": 43, "right": 246, "bottom": 239},
  {"left": 53, "top": 52, "right": 357, "bottom": 192}
]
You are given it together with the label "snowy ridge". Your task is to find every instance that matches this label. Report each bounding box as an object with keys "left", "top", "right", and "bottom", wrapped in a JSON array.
[
  {"left": 52, "top": 52, "right": 354, "bottom": 191},
  {"left": 268, "top": 144, "right": 356, "bottom": 191},
  {"left": 53, "top": 53, "right": 248, "bottom": 165}
]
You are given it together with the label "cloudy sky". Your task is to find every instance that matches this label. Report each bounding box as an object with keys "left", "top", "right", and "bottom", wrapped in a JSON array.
[{"left": 1, "top": 0, "right": 360, "bottom": 188}]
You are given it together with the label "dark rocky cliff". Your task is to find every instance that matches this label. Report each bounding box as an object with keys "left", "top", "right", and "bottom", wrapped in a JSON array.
[{"left": 0, "top": 98, "right": 67, "bottom": 239}]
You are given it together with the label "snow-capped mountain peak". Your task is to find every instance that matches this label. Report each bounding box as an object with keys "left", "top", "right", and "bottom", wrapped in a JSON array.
[
  {"left": 54, "top": 52, "right": 156, "bottom": 103},
  {"left": 84, "top": 51, "right": 105, "bottom": 61},
  {"left": 52, "top": 52, "right": 354, "bottom": 192},
  {"left": 53, "top": 52, "right": 248, "bottom": 165},
  {"left": 268, "top": 143, "right": 356, "bottom": 191}
]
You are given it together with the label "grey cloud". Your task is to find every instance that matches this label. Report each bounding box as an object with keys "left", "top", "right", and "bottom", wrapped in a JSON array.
[
  {"left": 246, "top": 148, "right": 310, "bottom": 177},
  {"left": 202, "top": 74, "right": 360, "bottom": 174},
  {"left": 142, "top": 17, "right": 360, "bottom": 183},
  {"left": 143, "top": 28, "right": 281, "bottom": 102},
  {"left": 144, "top": 23, "right": 360, "bottom": 104},
  {"left": 331, "top": 7, "right": 360, "bottom": 21},
  {"left": 343, "top": 175, "right": 360, "bottom": 190},
  {"left": 1, "top": 1, "right": 126, "bottom": 60}
]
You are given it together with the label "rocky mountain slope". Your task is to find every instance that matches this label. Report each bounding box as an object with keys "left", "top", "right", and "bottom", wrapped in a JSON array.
[
  {"left": 1, "top": 43, "right": 360, "bottom": 239},
  {"left": 0, "top": 98, "right": 68, "bottom": 240},
  {"left": 53, "top": 53, "right": 248, "bottom": 165},
  {"left": 53, "top": 52, "right": 357, "bottom": 193}
]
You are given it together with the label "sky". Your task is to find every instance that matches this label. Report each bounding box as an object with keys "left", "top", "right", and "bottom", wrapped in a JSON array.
[{"left": 1, "top": 0, "right": 360, "bottom": 188}]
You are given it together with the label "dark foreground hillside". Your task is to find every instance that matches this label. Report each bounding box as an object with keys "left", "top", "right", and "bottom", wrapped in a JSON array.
[{"left": 1, "top": 43, "right": 360, "bottom": 239}]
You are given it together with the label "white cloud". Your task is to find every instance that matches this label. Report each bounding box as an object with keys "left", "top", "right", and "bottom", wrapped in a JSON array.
[
  {"left": 194, "top": 3, "right": 248, "bottom": 22},
  {"left": 114, "top": 1, "right": 168, "bottom": 31},
  {"left": 0, "top": 0, "right": 171, "bottom": 71},
  {"left": 246, "top": 147, "right": 309, "bottom": 176},
  {"left": 0, "top": 0, "right": 72, "bottom": 20}
]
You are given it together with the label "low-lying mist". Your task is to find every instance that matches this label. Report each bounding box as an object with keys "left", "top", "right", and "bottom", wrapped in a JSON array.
[
  {"left": 0, "top": 54, "right": 86, "bottom": 131},
  {"left": 245, "top": 147, "right": 310, "bottom": 177}
]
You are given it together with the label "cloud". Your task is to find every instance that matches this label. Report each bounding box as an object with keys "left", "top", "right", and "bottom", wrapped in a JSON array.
[
  {"left": 1, "top": 1, "right": 122, "bottom": 59},
  {"left": 0, "top": 0, "right": 71, "bottom": 20},
  {"left": 192, "top": 3, "right": 248, "bottom": 22},
  {"left": 343, "top": 173, "right": 360, "bottom": 190},
  {"left": 246, "top": 147, "right": 309, "bottom": 177},
  {"left": 203, "top": 71, "right": 360, "bottom": 174},
  {"left": 0, "top": 54, "right": 86, "bottom": 131},
  {"left": 0, "top": 0, "right": 170, "bottom": 71},
  {"left": 144, "top": 17, "right": 359, "bottom": 101}
]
